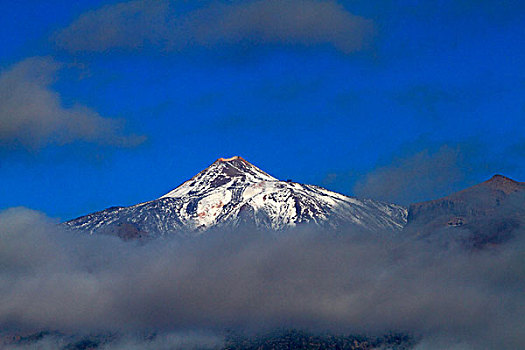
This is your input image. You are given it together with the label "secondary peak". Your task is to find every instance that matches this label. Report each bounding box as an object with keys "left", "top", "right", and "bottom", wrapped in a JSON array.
[
  {"left": 490, "top": 174, "right": 511, "bottom": 180},
  {"left": 486, "top": 174, "right": 518, "bottom": 184}
]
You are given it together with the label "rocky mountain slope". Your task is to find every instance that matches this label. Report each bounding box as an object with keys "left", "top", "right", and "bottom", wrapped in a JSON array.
[
  {"left": 65, "top": 157, "right": 407, "bottom": 239},
  {"left": 405, "top": 174, "right": 525, "bottom": 248}
]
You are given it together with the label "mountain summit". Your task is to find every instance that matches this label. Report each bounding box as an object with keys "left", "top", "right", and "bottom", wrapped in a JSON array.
[
  {"left": 66, "top": 157, "right": 407, "bottom": 239},
  {"left": 481, "top": 174, "right": 524, "bottom": 195},
  {"left": 161, "top": 156, "right": 277, "bottom": 199}
]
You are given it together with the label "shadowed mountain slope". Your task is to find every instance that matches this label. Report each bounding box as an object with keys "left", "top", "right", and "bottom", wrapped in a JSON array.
[{"left": 405, "top": 175, "right": 525, "bottom": 248}]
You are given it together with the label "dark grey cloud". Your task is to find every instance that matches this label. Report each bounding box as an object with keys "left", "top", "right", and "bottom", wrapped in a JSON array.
[
  {"left": 54, "top": 0, "right": 374, "bottom": 54},
  {"left": 0, "top": 57, "right": 145, "bottom": 150},
  {"left": 0, "top": 207, "right": 524, "bottom": 349},
  {"left": 1, "top": 329, "right": 222, "bottom": 350}
]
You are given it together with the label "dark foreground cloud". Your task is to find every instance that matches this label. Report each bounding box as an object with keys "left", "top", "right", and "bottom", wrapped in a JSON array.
[
  {"left": 54, "top": 0, "right": 374, "bottom": 54},
  {"left": 0, "top": 207, "right": 524, "bottom": 349},
  {"left": 0, "top": 57, "right": 145, "bottom": 150}
]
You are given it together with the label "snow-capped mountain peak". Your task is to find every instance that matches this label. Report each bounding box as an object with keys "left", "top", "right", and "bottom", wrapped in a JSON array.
[
  {"left": 161, "top": 156, "right": 277, "bottom": 199},
  {"left": 66, "top": 157, "right": 407, "bottom": 238}
]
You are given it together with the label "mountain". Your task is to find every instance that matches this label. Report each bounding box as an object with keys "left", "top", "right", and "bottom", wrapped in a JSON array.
[
  {"left": 65, "top": 156, "right": 407, "bottom": 239},
  {"left": 404, "top": 174, "right": 525, "bottom": 248}
]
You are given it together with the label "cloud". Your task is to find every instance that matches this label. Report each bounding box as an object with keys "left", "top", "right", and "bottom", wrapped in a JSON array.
[
  {"left": 54, "top": 0, "right": 169, "bottom": 53},
  {"left": 0, "top": 207, "right": 524, "bottom": 349},
  {"left": 54, "top": 0, "right": 374, "bottom": 54},
  {"left": 0, "top": 57, "right": 145, "bottom": 150},
  {"left": 353, "top": 145, "right": 477, "bottom": 205}
]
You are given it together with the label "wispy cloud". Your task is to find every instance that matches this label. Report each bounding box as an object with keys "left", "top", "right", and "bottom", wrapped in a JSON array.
[
  {"left": 54, "top": 0, "right": 374, "bottom": 54},
  {"left": 353, "top": 145, "right": 473, "bottom": 204},
  {"left": 0, "top": 57, "right": 145, "bottom": 150}
]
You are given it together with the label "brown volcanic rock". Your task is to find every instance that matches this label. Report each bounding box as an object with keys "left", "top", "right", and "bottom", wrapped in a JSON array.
[{"left": 405, "top": 175, "right": 525, "bottom": 248}]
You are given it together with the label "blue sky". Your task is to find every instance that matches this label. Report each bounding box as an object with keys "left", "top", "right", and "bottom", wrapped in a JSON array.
[{"left": 0, "top": 0, "right": 524, "bottom": 220}]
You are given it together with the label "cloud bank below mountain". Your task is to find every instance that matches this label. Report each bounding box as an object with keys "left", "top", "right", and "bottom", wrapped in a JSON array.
[{"left": 0, "top": 207, "right": 523, "bottom": 349}]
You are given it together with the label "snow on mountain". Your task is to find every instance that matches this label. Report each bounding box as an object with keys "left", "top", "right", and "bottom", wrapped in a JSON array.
[{"left": 65, "top": 157, "right": 407, "bottom": 238}]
